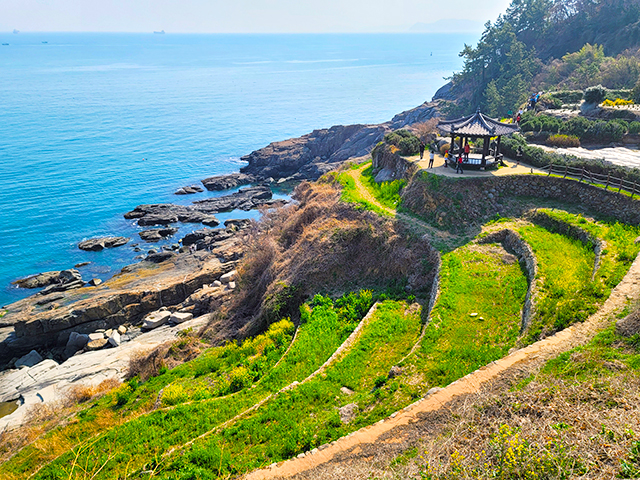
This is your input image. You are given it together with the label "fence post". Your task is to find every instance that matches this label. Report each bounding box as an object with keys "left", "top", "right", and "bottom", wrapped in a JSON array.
[
  {"left": 548, "top": 163, "right": 552, "bottom": 176},
  {"left": 579, "top": 167, "right": 585, "bottom": 183},
  {"left": 618, "top": 177, "right": 624, "bottom": 194},
  {"left": 632, "top": 182, "right": 637, "bottom": 199},
  {"left": 563, "top": 165, "right": 568, "bottom": 179},
  {"left": 605, "top": 173, "right": 610, "bottom": 190}
]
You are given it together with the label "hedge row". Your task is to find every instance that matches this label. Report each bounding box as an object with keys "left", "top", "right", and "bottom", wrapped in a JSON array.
[
  {"left": 501, "top": 134, "right": 640, "bottom": 185},
  {"left": 520, "top": 113, "right": 640, "bottom": 144}
]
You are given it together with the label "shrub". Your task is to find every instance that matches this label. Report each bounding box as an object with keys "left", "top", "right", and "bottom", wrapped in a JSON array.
[
  {"left": 548, "top": 90, "right": 583, "bottom": 104},
  {"left": 546, "top": 134, "right": 580, "bottom": 147},
  {"left": 630, "top": 121, "right": 640, "bottom": 134},
  {"left": 602, "top": 98, "right": 634, "bottom": 107},
  {"left": 560, "top": 116, "right": 591, "bottom": 138},
  {"left": 229, "top": 366, "right": 253, "bottom": 392},
  {"left": 539, "top": 94, "right": 563, "bottom": 109},
  {"left": 384, "top": 129, "right": 421, "bottom": 156},
  {"left": 583, "top": 120, "right": 625, "bottom": 143},
  {"left": 584, "top": 84, "right": 606, "bottom": 104}
]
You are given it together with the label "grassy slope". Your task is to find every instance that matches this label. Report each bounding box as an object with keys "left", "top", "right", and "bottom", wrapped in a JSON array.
[
  {"left": 412, "top": 244, "right": 528, "bottom": 387},
  {"left": 7, "top": 293, "right": 372, "bottom": 480},
  {"left": 160, "top": 300, "right": 422, "bottom": 479}
]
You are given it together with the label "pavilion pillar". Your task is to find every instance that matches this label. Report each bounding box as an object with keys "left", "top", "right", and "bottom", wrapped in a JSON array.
[
  {"left": 496, "top": 136, "right": 502, "bottom": 157},
  {"left": 481, "top": 137, "right": 489, "bottom": 169}
]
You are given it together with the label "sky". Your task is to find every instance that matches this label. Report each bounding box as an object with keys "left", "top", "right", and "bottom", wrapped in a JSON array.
[{"left": 0, "top": 0, "right": 513, "bottom": 33}]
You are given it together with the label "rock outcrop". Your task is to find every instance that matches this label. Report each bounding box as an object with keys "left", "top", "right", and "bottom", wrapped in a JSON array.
[
  {"left": 139, "top": 227, "right": 179, "bottom": 242},
  {"left": 201, "top": 173, "right": 258, "bottom": 191},
  {"left": 78, "top": 236, "right": 129, "bottom": 251},
  {"left": 174, "top": 185, "right": 204, "bottom": 195},
  {"left": 240, "top": 101, "right": 442, "bottom": 181},
  {"left": 124, "top": 186, "right": 276, "bottom": 227},
  {"left": 12, "top": 270, "right": 85, "bottom": 295}
]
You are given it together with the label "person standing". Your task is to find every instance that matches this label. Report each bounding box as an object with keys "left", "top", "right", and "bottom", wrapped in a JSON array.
[
  {"left": 516, "top": 146, "right": 524, "bottom": 166},
  {"left": 464, "top": 141, "right": 470, "bottom": 161},
  {"left": 429, "top": 148, "right": 435, "bottom": 168},
  {"left": 419, "top": 141, "right": 425, "bottom": 159},
  {"left": 444, "top": 149, "right": 449, "bottom": 168},
  {"left": 456, "top": 153, "right": 464, "bottom": 174}
]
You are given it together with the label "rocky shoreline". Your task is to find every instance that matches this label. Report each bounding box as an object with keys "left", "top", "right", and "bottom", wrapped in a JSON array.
[{"left": 0, "top": 98, "right": 443, "bottom": 429}]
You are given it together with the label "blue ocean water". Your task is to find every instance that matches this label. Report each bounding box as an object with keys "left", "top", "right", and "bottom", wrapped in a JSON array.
[{"left": 0, "top": 32, "right": 476, "bottom": 306}]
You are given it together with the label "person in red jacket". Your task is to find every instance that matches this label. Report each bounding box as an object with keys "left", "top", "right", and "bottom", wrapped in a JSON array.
[{"left": 463, "top": 141, "right": 470, "bottom": 161}]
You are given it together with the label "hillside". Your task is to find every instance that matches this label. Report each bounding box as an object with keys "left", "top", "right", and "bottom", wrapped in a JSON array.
[{"left": 2, "top": 155, "right": 639, "bottom": 479}]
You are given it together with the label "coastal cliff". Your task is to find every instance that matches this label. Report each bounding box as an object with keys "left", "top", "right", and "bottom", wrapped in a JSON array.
[{"left": 239, "top": 100, "right": 442, "bottom": 181}]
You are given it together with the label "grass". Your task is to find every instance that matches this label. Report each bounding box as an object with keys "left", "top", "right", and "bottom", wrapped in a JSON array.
[
  {"left": 335, "top": 161, "right": 405, "bottom": 216},
  {"left": 3, "top": 292, "right": 373, "bottom": 480},
  {"left": 517, "top": 217, "right": 638, "bottom": 343},
  {"left": 159, "top": 299, "right": 422, "bottom": 479},
  {"left": 409, "top": 243, "right": 528, "bottom": 387}
]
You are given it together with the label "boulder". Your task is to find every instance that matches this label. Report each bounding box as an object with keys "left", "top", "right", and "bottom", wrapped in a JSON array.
[
  {"left": 616, "top": 309, "right": 640, "bottom": 337},
  {"left": 146, "top": 251, "right": 176, "bottom": 264},
  {"left": 117, "top": 325, "right": 127, "bottom": 335},
  {"left": 388, "top": 365, "right": 403, "bottom": 378},
  {"left": 66, "top": 332, "right": 89, "bottom": 350},
  {"left": 12, "top": 271, "right": 61, "bottom": 289},
  {"left": 59, "top": 269, "right": 82, "bottom": 283},
  {"left": 170, "top": 312, "right": 193, "bottom": 324},
  {"left": 15, "top": 350, "right": 43, "bottom": 368},
  {"left": 139, "top": 227, "right": 179, "bottom": 242},
  {"left": 78, "top": 236, "right": 129, "bottom": 251},
  {"left": 220, "top": 270, "right": 237, "bottom": 284},
  {"left": 108, "top": 331, "right": 121, "bottom": 347},
  {"left": 174, "top": 185, "right": 204, "bottom": 195},
  {"left": 86, "top": 338, "right": 108, "bottom": 351},
  {"left": 224, "top": 219, "right": 251, "bottom": 230},
  {"left": 87, "top": 278, "right": 102, "bottom": 287},
  {"left": 201, "top": 173, "right": 257, "bottom": 191},
  {"left": 338, "top": 403, "right": 358, "bottom": 424},
  {"left": 202, "top": 216, "right": 220, "bottom": 227},
  {"left": 142, "top": 310, "right": 171, "bottom": 330},
  {"left": 88, "top": 332, "right": 105, "bottom": 342},
  {"left": 227, "top": 281, "right": 236, "bottom": 289},
  {"left": 74, "top": 262, "right": 90, "bottom": 268}
]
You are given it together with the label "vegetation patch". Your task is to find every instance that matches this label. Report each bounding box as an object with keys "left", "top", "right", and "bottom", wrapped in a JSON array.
[
  {"left": 2, "top": 292, "right": 373, "bottom": 480},
  {"left": 161, "top": 299, "right": 422, "bottom": 479}
]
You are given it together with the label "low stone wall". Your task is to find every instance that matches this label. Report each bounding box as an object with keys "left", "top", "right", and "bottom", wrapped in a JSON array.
[{"left": 478, "top": 229, "right": 539, "bottom": 332}]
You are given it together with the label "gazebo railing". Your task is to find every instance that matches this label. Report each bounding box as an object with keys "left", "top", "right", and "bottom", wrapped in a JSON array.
[{"left": 538, "top": 163, "right": 639, "bottom": 199}]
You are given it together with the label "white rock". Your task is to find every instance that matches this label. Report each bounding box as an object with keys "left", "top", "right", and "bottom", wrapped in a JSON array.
[
  {"left": 170, "top": 312, "right": 193, "bottom": 324},
  {"left": 117, "top": 325, "right": 127, "bottom": 335},
  {"left": 108, "top": 331, "right": 121, "bottom": 347},
  {"left": 15, "top": 350, "right": 43, "bottom": 368},
  {"left": 220, "top": 270, "right": 237, "bottom": 284},
  {"left": 88, "top": 332, "right": 105, "bottom": 342},
  {"left": 227, "top": 281, "right": 236, "bottom": 289},
  {"left": 212, "top": 280, "right": 222, "bottom": 287},
  {"left": 104, "top": 329, "right": 113, "bottom": 337},
  {"left": 142, "top": 310, "right": 171, "bottom": 329}
]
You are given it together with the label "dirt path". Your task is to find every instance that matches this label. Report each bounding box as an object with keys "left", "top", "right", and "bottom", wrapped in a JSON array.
[
  {"left": 245, "top": 250, "right": 640, "bottom": 480},
  {"left": 345, "top": 165, "right": 451, "bottom": 242}
]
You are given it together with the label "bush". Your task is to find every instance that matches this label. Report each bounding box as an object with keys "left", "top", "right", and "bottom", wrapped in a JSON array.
[
  {"left": 384, "top": 129, "right": 421, "bottom": 156},
  {"left": 548, "top": 90, "right": 583, "bottom": 104},
  {"left": 583, "top": 120, "right": 625, "bottom": 143},
  {"left": 630, "top": 121, "right": 640, "bottom": 134},
  {"left": 602, "top": 98, "right": 634, "bottom": 107},
  {"left": 584, "top": 85, "right": 606, "bottom": 104},
  {"left": 546, "top": 134, "right": 580, "bottom": 147},
  {"left": 560, "top": 116, "right": 591, "bottom": 138},
  {"left": 539, "top": 94, "right": 563, "bottom": 109}
]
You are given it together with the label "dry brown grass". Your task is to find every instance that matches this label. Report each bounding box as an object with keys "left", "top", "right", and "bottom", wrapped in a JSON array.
[
  {"left": 286, "top": 367, "right": 640, "bottom": 480},
  {"left": 207, "top": 181, "right": 438, "bottom": 339},
  {"left": 127, "top": 333, "right": 203, "bottom": 381}
]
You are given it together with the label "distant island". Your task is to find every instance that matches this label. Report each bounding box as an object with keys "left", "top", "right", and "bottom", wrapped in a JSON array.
[{"left": 12, "top": 29, "right": 19, "bottom": 34}]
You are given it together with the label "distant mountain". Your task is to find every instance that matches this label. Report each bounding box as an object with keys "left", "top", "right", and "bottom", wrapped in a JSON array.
[{"left": 409, "top": 19, "right": 484, "bottom": 34}]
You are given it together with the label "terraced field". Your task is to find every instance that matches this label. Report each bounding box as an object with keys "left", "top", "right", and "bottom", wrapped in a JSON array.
[{"left": 3, "top": 166, "right": 640, "bottom": 480}]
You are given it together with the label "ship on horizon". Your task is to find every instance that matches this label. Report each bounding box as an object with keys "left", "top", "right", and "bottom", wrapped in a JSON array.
[{"left": 153, "top": 30, "right": 165, "bottom": 34}]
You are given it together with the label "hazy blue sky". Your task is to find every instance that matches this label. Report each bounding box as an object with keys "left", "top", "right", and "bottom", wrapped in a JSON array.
[{"left": 1, "top": 0, "right": 512, "bottom": 33}]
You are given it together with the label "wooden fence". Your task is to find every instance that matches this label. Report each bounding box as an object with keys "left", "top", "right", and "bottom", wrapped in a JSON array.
[{"left": 539, "top": 163, "right": 640, "bottom": 199}]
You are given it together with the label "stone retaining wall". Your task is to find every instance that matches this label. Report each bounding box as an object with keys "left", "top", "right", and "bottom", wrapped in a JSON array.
[{"left": 478, "top": 229, "right": 539, "bottom": 332}]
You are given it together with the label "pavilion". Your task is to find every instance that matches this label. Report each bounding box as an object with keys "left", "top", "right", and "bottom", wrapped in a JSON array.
[{"left": 436, "top": 108, "right": 520, "bottom": 170}]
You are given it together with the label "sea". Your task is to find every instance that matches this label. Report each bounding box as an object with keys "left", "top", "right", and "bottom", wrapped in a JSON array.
[{"left": 0, "top": 32, "right": 477, "bottom": 306}]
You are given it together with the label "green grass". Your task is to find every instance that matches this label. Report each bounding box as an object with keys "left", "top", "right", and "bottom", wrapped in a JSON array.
[
  {"left": 409, "top": 244, "right": 528, "bottom": 387},
  {"left": 518, "top": 222, "right": 623, "bottom": 343},
  {"left": 159, "top": 300, "right": 422, "bottom": 479},
  {"left": 335, "top": 161, "right": 405, "bottom": 216},
  {"left": 7, "top": 292, "right": 373, "bottom": 480},
  {"left": 360, "top": 165, "right": 406, "bottom": 209}
]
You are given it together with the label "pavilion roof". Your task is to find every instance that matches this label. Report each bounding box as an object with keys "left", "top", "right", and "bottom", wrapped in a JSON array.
[{"left": 437, "top": 109, "right": 520, "bottom": 137}]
